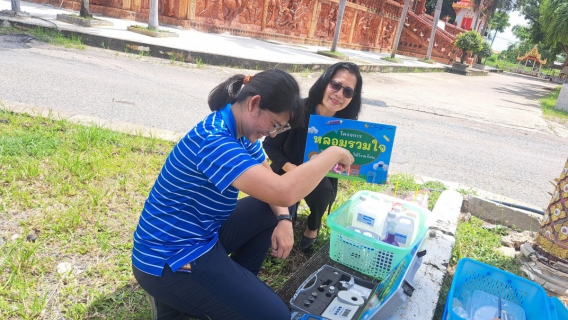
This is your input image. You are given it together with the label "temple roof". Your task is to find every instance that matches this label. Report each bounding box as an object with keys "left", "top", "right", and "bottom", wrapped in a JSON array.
[
  {"left": 516, "top": 45, "right": 548, "bottom": 65},
  {"left": 453, "top": 0, "right": 473, "bottom": 9},
  {"left": 452, "top": 0, "right": 494, "bottom": 10}
]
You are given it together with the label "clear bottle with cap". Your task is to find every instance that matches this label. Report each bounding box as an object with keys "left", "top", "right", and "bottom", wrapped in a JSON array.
[{"left": 381, "top": 204, "right": 402, "bottom": 247}]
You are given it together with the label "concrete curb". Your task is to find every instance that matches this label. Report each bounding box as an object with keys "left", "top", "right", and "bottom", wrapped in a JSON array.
[
  {"left": 1, "top": 15, "right": 446, "bottom": 74},
  {"left": 465, "top": 195, "right": 543, "bottom": 232},
  {"left": 390, "top": 190, "right": 464, "bottom": 320}
]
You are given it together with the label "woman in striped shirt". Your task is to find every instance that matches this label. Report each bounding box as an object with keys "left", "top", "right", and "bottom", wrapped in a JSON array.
[{"left": 132, "top": 69, "right": 354, "bottom": 320}]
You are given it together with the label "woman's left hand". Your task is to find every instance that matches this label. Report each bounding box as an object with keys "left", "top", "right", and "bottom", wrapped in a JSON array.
[{"left": 271, "top": 220, "right": 294, "bottom": 259}]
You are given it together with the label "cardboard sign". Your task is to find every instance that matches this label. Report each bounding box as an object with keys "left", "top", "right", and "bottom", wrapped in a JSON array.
[{"left": 303, "top": 115, "right": 396, "bottom": 184}]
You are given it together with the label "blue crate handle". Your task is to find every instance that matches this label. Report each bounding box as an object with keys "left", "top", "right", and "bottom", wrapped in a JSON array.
[{"left": 550, "top": 297, "right": 568, "bottom": 320}]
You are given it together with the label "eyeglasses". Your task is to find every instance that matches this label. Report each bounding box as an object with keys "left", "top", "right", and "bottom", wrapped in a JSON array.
[
  {"left": 329, "top": 80, "right": 356, "bottom": 99},
  {"left": 265, "top": 110, "right": 291, "bottom": 135}
]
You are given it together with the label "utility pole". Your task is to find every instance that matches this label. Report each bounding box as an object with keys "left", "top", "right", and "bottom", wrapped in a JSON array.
[
  {"left": 391, "top": 0, "right": 411, "bottom": 58},
  {"left": 331, "top": 0, "right": 347, "bottom": 52},
  {"left": 426, "top": 0, "right": 443, "bottom": 60},
  {"left": 149, "top": 0, "right": 159, "bottom": 30}
]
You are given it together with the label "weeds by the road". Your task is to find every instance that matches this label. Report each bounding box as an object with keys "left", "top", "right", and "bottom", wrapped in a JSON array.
[
  {"left": 541, "top": 86, "right": 568, "bottom": 123},
  {"left": 1, "top": 108, "right": 524, "bottom": 319},
  {"left": 0, "top": 25, "right": 85, "bottom": 50}
]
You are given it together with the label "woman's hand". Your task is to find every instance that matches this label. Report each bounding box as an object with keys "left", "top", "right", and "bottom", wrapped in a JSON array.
[
  {"left": 282, "top": 162, "right": 297, "bottom": 172},
  {"left": 271, "top": 219, "right": 293, "bottom": 259},
  {"left": 330, "top": 146, "right": 354, "bottom": 172}
]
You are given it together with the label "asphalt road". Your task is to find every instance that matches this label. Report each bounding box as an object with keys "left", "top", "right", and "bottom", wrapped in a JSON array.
[{"left": 1, "top": 36, "right": 567, "bottom": 209}]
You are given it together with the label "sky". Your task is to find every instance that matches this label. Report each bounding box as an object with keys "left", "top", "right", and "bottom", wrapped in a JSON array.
[{"left": 489, "top": 11, "right": 529, "bottom": 52}]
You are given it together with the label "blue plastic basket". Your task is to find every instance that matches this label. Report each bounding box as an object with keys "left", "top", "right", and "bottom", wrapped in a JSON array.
[{"left": 443, "top": 258, "right": 566, "bottom": 320}]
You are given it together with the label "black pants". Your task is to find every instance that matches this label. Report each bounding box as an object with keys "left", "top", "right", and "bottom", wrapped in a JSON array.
[
  {"left": 304, "top": 177, "right": 337, "bottom": 231},
  {"left": 133, "top": 196, "right": 296, "bottom": 320}
]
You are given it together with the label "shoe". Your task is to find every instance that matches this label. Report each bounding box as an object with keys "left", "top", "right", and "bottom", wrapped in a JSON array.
[
  {"left": 299, "top": 227, "right": 320, "bottom": 252},
  {"left": 299, "top": 234, "right": 317, "bottom": 250}
]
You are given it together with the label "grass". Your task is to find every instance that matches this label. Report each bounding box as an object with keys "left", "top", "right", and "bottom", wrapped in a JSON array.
[
  {"left": 66, "top": 13, "right": 95, "bottom": 20},
  {"left": 0, "top": 108, "right": 173, "bottom": 319},
  {"left": 195, "top": 57, "right": 204, "bottom": 68},
  {"left": 130, "top": 25, "right": 157, "bottom": 32},
  {"left": 381, "top": 56, "right": 402, "bottom": 63},
  {"left": 1, "top": 106, "right": 531, "bottom": 319},
  {"left": 0, "top": 25, "right": 85, "bottom": 50},
  {"left": 419, "top": 58, "right": 436, "bottom": 64},
  {"left": 316, "top": 50, "right": 349, "bottom": 60},
  {"left": 302, "top": 67, "right": 313, "bottom": 79},
  {"left": 540, "top": 86, "right": 568, "bottom": 123}
]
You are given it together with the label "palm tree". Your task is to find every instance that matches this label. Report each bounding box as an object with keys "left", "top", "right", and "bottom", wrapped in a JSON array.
[{"left": 540, "top": 0, "right": 568, "bottom": 70}]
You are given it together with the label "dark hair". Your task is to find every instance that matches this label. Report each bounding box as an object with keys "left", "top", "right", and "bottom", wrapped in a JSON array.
[
  {"left": 208, "top": 69, "right": 304, "bottom": 127},
  {"left": 305, "top": 62, "right": 363, "bottom": 121}
]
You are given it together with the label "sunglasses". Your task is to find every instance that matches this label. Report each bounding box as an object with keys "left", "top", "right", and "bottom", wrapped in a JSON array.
[
  {"left": 329, "top": 80, "right": 356, "bottom": 99},
  {"left": 265, "top": 110, "right": 292, "bottom": 135}
]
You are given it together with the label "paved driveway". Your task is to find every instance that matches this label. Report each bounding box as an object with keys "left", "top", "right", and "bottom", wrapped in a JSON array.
[{"left": 1, "top": 41, "right": 566, "bottom": 208}]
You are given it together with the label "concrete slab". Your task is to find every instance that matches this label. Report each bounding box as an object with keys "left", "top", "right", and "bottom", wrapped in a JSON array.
[
  {"left": 389, "top": 190, "right": 463, "bottom": 320},
  {"left": 467, "top": 195, "right": 543, "bottom": 232},
  {"left": 556, "top": 84, "right": 568, "bottom": 112}
]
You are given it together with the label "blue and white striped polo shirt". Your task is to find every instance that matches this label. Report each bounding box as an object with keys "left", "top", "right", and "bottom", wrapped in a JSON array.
[{"left": 132, "top": 104, "right": 266, "bottom": 276}]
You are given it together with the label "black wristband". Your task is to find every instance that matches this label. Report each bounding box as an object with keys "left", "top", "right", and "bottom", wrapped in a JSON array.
[{"left": 276, "top": 214, "right": 293, "bottom": 222}]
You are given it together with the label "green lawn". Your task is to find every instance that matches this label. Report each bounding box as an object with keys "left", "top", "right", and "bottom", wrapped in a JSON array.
[
  {"left": 540, "top": 86, "right": 568, "bottom": 122},
  {"left": 0, "top": 107, "right": 531, "bottom": 319}
]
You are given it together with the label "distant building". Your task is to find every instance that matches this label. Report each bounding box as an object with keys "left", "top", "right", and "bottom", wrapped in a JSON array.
[{"left": 452, "top": 0, "right": 486, "bottom": 32}]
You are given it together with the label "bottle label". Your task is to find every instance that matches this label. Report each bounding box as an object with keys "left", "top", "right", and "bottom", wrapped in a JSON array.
[
  {"left": 356, "top": 213, "right": 375, "bottom": 227},
  {"left": 395, "top": 233, "right": 408, "bottom": 245}
]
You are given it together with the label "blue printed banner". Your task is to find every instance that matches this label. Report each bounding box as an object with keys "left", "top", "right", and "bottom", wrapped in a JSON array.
[{"left": 302, "top": 115, "right": 396, "bottom": 184}]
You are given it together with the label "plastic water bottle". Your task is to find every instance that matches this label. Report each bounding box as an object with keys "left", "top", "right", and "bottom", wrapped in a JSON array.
[
  {"left": 394, "top": 213, "right": 418, "bottom": 247},
  {"left": 352, "top": 195, "right": 385, "bottom": 231},
  {"left": 380, "top": 204, "right": 402, "bottom": 239},
  {"left": 381, "top": 206, "right": 401, "bottom": 247}
]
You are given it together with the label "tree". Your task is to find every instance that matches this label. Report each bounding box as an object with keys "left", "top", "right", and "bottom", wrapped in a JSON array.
[
  {"left": 454, "top": 30, "right": 483, "bottom": 63},
  {"left": 474, "top": 0, "right": 516, "bottom": 41},
  {"left": 518, "top": 0, "right": 545, "bottom": 45},
  {"left": 488, "top": 11, "right": 510, "bottom": 49},
  {"left": 475, "top": 40, "right": 493, "bottom": 63},
  {"left": 80, "top": 0, "right": 93, "bottom": 19},
  {"left": 540, "top": 0, "right": 568, "bottom": 69}
]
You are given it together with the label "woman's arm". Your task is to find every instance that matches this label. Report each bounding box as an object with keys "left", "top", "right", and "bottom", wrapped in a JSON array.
[{"left": 233, "top": 146, "right": 353, "bottom": 207}]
